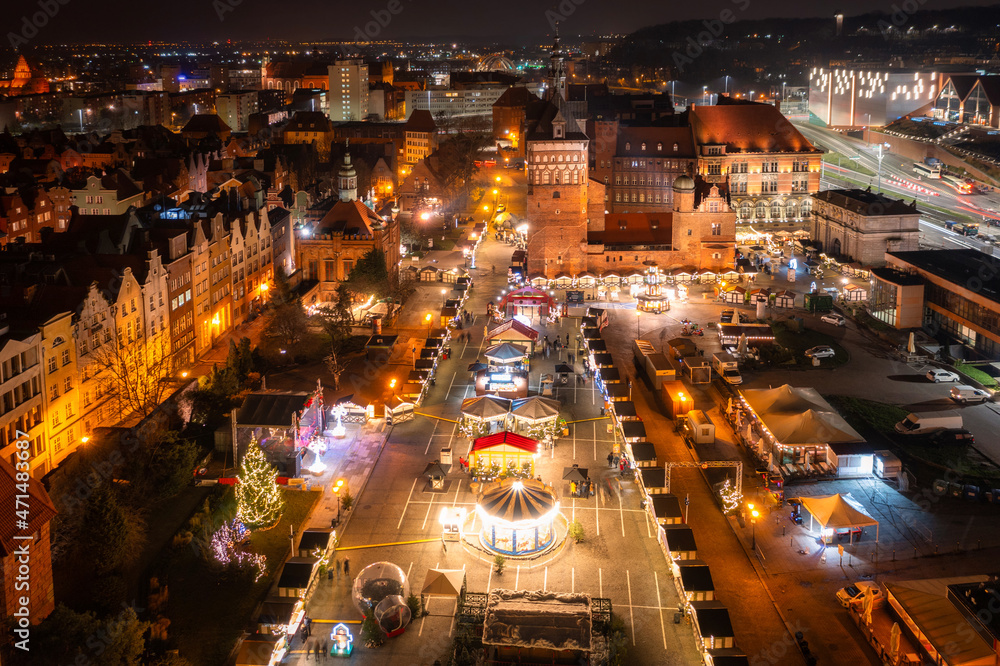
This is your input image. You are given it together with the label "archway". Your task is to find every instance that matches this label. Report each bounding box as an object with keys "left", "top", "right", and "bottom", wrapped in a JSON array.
[{"left": 832, "top": 238, "right": 842, "bottom": 256}]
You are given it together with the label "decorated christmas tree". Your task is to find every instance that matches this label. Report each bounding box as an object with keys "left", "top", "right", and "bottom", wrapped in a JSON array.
[
  {"left": 236, "top": 436, "right": 284, "bottom": 528},
  {"left": 718, "top": 479, "right": 743, "bottom": 515}
]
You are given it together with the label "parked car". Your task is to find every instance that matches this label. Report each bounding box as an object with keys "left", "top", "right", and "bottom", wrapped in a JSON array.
[
  {"left": 895, "top": 411, "right": 963, "bottom": 435},
  {"left": 820, "top": 313, "right": 847, "bottom": 326},
  {"left": 836, "top": 581, "right": 884, "bottom": 609},
  {"left": 928, "top": 428, "right": 975, "bottom": 446},
  {"left": 950, "top": 385, "right": 992, "bottom": 404},
  {"left": 926, "top": 369, "right": 960, "bottom": 383},
  {"left": 805, "top": 345, "right": 836, "bottom": 359}
]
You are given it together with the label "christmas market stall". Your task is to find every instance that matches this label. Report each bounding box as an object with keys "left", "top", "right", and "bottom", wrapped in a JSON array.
[
  {"left": 497, "top": 287, "right": 556, "bottom": 321},
  {"left": 460, "top": 396, "right": 511, "bottom": 432},
  {"left": 487, "top": 319, "right": 540, "bottom": 354},
  {"left": 470, "top": 432, "right": 539, "bottom": 480},
  {"left": 510, "top": 396, "right": 562, "bottom": 434},
  {"left": 481, "top": 590, "right": 594, "bottom": 663},
  {"left": 232, "top": 385, "right": 326, "bottom": 477},
  {"left": 477, "top": 478, "right": 560, "bottom": 556}
]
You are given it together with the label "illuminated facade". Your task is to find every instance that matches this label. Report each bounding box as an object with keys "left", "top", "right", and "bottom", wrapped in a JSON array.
[
  {"left": 933, "top": 74, "right": 1000, "bottom": 127},
  {"left": 809, "top": 68, "right": 941, "bottom": 128}
]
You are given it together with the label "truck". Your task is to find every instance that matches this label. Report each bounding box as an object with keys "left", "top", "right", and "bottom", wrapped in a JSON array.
[
  {"left": 712, "top": 352, "right": 742, "bottom": 385},
  {"left": 894, "top": 411, "right": 963, "bottom": 435}
]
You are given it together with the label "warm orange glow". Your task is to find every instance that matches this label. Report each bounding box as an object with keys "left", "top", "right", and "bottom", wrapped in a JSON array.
[
  {"left": 260, "top": 283, "right": 269, "bottom": 292},
  {"left": 389, "top": 378, "right": 397, "bottom": 389},
  {"left": 425, "top": 313, "right": 433, "bottom": 323},
  {"left": 81, "top": 436, "right": 90, "bottom": 444}
]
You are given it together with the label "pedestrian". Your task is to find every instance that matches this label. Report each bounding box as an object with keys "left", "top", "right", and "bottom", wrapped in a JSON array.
[
  {"left": 335, "top": 558, "right": 342, "bottom": 576},
  {"left": 613, "top": 455, "right": 619, "bottom": 467},
  {"left": 565, "top": 333, "right": 570, "bottom": 345},
  {"left": 619, "top": 459, "right": 625, "bottom": 472},
  {"left": 607, "top": 452, "right": 613, "bottom": 467},
  {"left": 343, "top": 558, "right": 350, "bottom": 577},
  {"left": 570, "top": 481, "right": 577, "bottom": 497},
  {"left": 315, "top": 643, "right": 322, "bottom": 659}
]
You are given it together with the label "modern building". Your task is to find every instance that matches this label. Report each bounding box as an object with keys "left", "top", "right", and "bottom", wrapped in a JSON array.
[
  {"left": 811, "top": 189, "right": 920, "bottom": 266},
  {"left": 933, "top": 74, "right": 1000, "bottom": 126},
  {"left": 405, "top": 85, "right": 543, "bottom": 120},
  {"left": 217, "top": 92, "right": 260, "bottom": 133},
  {"left": 809, "top": 68, "right": 941, "bottom": 128},
  {"left": 870, "top": 249, "right": 1000, "bottom": 360},
  {"left": 328, "top": 60, "right": 369, "bottom": 122}
]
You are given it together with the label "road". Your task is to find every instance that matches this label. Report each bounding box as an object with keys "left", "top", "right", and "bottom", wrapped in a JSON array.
[{"left": 794, "top": 122, "right": 1000, "bottom": 252}]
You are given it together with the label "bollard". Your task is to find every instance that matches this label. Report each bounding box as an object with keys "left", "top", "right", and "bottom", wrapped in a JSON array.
[
  {"left": 892, "top": 549, "right": 895, "bottom": 561},
  {"left": 914, "top": 547, "right": 918, "bottom": 559},
  {"left": 782, "top": 526, "right": 786, "bottom": 537}
]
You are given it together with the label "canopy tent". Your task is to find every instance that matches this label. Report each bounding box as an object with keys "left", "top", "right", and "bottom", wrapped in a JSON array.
[
  {"left": 421, "top": 569, "right": 466, "bottom": 599},
  {"left": 797, "top": 493, "right": 879, "bottom": 542},
  {"left": 763, "top": 409, "right": 864, "bottom": 445},
  {"left": 484, "top": 342, "right": 528, "bottom": 364},
  {"left": 742, "top": 385, "right": 832, "bottom": 419},
  {"left": 562, "top": 466, "right": 588, "bottom": 483},
  {"left": 468, "top": 362, "right": 489, "bottom": 373},
  {"left": 461, "top": 396, "right": 511, "bottom": 422},
  {"left": 553, "top": 363, "right": 574, "bottom": 375},
  {"left": 510, "top": 396, "right": 561, "bottom": 424}
]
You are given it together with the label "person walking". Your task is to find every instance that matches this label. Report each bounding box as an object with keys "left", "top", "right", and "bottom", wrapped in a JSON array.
[
  {"left": 343, "top": 558, "right": 350, "bottom": 577},
  {"left": 335, "top": 559, "right": 342, "bottom": 576},
  {"left": 570, "top": 481, "right": 577, "bottom": 497},
  {"left": 607, "top": 452, "right": 613, "bottom": 467}
]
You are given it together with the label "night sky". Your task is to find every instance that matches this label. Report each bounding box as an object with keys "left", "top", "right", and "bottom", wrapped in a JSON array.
[{"left": 6, "top": 0, "right": 997, "bottom": 44}]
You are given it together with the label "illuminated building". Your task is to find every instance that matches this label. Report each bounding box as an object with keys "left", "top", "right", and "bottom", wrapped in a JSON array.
[{"left": 809, "top": 68, "right": 941, "bottom": 129}]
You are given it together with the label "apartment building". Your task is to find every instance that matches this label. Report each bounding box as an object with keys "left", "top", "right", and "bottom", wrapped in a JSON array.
[{"left": 328, "top": 60, "right": 370, "bottom": 122}]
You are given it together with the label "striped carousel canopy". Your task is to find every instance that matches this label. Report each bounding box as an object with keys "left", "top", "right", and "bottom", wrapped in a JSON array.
[{"left": 478, "top": 478, "right": 557, "bottom": 525}]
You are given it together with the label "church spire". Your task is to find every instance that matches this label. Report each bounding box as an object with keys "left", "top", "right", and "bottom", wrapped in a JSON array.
[
  {"left": 546, "top": 24, "right": 567, "bottom": 102},
  {"left": 338, "top": 140, "right": 357, "bottom": 202}
]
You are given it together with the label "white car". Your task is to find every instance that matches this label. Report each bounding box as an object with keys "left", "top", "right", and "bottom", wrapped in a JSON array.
[
  {"left": 926, "top": 369, "right": 960, "bottom": 383},
  {"left": 805, "top": 345, "right": 836, "bottom": 359},
  {"left": 950, "top": 385, "right": 991, "bottom": 404},
  {"left": 836, "top": 581, "right": 884, "bottom": 609},
  {"left": 821, "top": 313, "right": 846, "bottom": 327}
]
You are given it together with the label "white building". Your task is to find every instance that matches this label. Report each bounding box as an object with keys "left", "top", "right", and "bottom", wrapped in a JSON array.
[
  {"left": 217, "top": 92, "right": 259, "bottom": 132},
  {"left": 405, "top": 84, "right": 544, "bottom": 119},
  {"left": 328, "top": 60, "right": 369, "bottom": 122},
  {"left": 809, "top": 68, "right": 941, "bottom": 128},
  {"left": 811, "top": 189, "right": 920, "bottom": 266}
]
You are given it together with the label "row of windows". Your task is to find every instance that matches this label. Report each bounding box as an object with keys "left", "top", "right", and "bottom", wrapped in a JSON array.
[
  {"left": 46, "top": 350, "right": 72, "bottom": 373},
  {"left": 533, "top": 170, "right": 580, "bottom": 185},
  {"left": 532, "top": 153, "right": 581, "bottom": 163},
  {"left": 622, "top": 142, "right": 680, "bottom": 152},
  {"left": 925, "top": 282, "right": 1000, "bottom": 333}
]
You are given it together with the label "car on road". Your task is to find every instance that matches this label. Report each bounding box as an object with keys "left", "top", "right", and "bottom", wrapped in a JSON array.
[
  {"left": 926, "top": 368, "right": 960, "bottom": 383},
  {"left": 950, "top": 385, "right": 992, "bottom": 404},
  {"left": 836, "top": 581, "right": 884, "bottom": 609},
  {"left": 820, "top": 313, "right": 847, "bottom": 327},
  {"left": 805, "top": 345, "right": 836, "bottom": 359},
  {"left": 928, "top": 428, "right": 975, "bottom": 446}
]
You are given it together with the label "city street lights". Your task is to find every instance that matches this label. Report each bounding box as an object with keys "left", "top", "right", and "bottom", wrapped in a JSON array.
[
  {"left": 425, "top": 313, "right": 433, "bottom": 335},
  {"left": 636, "top": 308, "right": 641, "bottom": 338},
  {"left": 751, "top": 508, "right": 760, "bottom": 550},
  {"left": 389, "top": 378, "right": 398, "bottom": 403},
  {"left": 332, "top": 478, "right": 346, "bottom": 524}
]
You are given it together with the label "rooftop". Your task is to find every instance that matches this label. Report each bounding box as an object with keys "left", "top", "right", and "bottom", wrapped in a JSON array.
[
  {"left": 887, "top": 249, "right": 1000, "bottom": 305},
  {"left": 235, "top": 392, "right": 313, "bottom": 427},
  {"left": 813, "top": 189, "right": 919, "bottom": 216}
]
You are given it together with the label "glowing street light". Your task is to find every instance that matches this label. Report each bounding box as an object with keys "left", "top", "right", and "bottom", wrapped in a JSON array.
[
  {"left": 751, "top": 508, "right": 760, "bottom": 550},
  {"left": 425, "top": 312, "right": 433, "bottom": 335}
]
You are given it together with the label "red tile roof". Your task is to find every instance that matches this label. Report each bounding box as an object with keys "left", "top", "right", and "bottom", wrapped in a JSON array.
[
  {"left": 0, "top": 457, "right": 56, "bottom": 557},
  {"left": 404, "top": 109, "right": 437, "bottom": 133},
  {"left": 472, "top": 431, "right": 538, "bottom": 453},
  {"left": 588, "top": 213, "right": 673, "bottom": 245},
  {"left": 690, "top": 103, "right": 820, "bottom": 153}
]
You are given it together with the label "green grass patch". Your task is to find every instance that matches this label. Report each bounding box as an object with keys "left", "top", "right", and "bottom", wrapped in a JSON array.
[
  {"left": 826, "top": 396, "right": 909, "bottom": 436},
  {"left": 954, "top": 361, "right": 999, "bottom": 388},
  {"left": 771, "top": 321, "right": 849, "bottom": 367},
  {"left": 822, "top": 152, "right": 876, "bottom": 176},
  {"left": 166, "top": 488, "right": 321, "bottom": 665}
]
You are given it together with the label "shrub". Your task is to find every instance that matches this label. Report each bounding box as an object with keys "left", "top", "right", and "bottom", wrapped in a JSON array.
[
  {"left": 493, "top": 554, "right": 506, "bottom": 574},
  {"left": 568, "top": 520, "right": 585, "bottom": 543},
  {"left": 406, "top": 593, "right": 423, "bottom": 619}
]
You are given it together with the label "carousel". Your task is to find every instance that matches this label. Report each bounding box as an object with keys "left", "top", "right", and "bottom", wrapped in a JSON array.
[{"left": 477, "top": 478, "right": 561, "bottom": 556}]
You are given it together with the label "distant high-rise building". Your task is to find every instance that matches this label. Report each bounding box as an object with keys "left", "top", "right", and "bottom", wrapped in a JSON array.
[
  {"left": 328, "top": 60, "right": 369, "bottom": 122},
  {"left": 217, "top": 92, "right": 259, "bottom": 132}
]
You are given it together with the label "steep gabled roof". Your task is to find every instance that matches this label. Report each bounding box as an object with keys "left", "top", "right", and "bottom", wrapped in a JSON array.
[
  {"left": 493, "top": 86, "right": 541, "bottom": 108},
  {"left": 0, "top": 457, "right": 56, "bottom": 557},
  {"left": 404, "top": 109, "right": 437, "bottom": 133}
]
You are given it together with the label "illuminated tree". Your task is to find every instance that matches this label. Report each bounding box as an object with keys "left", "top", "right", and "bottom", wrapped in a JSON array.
[
  {"left": 210, "top": 518, "right": 267, "bottom": 582},
  {"left": 718, "top": 479, "right": 742, "bottom": 515},
  {"left": 236, "top": 438, "right": 284, "bottom": 528},
  {"left": 88, "top": 331, "right": 172, "bottom": 419}
]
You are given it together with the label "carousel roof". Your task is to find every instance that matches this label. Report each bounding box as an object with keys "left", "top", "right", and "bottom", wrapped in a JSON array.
[
  {"left": 478, "top": 478, "right": 557, "bottom": 523},
  {"left": 511, "top": 396, "right": 561, "bottom": 421},
  {"left": 472, "top": 431, "right": 537, "bottom": 454},
  {"left": 461, "top": 396, "right": 512, "bottom": 420},
  {"left": 484, "top": 342, "right": 528, "bottom": 362}
]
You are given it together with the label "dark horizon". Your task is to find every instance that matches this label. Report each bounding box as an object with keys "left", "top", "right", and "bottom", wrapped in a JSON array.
[{"left": 3, "top": 0, "right": 996, "bottom": 47}]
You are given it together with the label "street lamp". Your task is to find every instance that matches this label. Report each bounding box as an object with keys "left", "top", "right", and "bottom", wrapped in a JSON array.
[
  {"left": 425, "top": 313, "right": 433, "bottom": 336},
  {"left": 751, "top": 508, "right": 760, "bottom": 550},
  {"left": 636, "top": 309, "right": 641, "bottom": 338},
  {"left": 332, "top": 478, "right": 346, "bottom": 524}
]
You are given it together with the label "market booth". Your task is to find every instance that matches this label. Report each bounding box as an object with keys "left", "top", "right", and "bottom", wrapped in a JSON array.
[
  {"left": 477, "top": 478, "right": 560, "bottom": 556},
  {"left": 497, "top": 287, "right": 556, "bottom": 320},
  {"left": 475, "top": 368, "right": 529, "bottom": 399},
  {"left": 460, "top": 396, "right": 511, "bottom": 431},
  {"left": 510, "top": 396, "right": 561, "bottom": 432},
  {"left": 796, "top": 493, "right": 879, "bottom": 545},
  {"left": 487, "top": 319, "right": 540, "bottom": 354},
  {"left": 470, "top": 432, "right": 539, "bottom": 478}
]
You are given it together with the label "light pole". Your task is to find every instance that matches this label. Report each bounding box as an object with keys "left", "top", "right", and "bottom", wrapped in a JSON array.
[
  {"left": 333, "top": 478, "right": 345, "bottom": 524},
  {"left": 751, "top": 508, "right": 760, "bottom": 550},
  {"left": 425, "top": 313, "right": 433, "bottom": 336},
  {"left": 636, "top": 308, "right": 641, "bottom": 338},
  {"left": 875, "top": 143, "right": 884, "bottom": 194},
  {"left": 865, "top": 113, "right": 871, "bottom": 144}
]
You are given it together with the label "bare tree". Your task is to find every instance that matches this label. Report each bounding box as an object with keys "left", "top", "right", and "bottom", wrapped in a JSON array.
[
  {"left": 88, "top": 332, "right": 173, "bottom": 419},
  {"left": 324, "top": 350, "right": 347, "bottom": 391}
]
